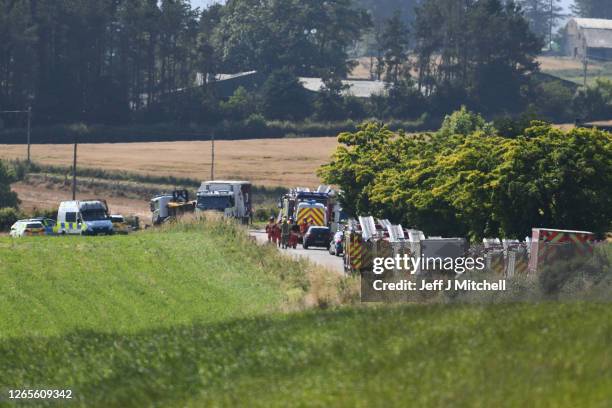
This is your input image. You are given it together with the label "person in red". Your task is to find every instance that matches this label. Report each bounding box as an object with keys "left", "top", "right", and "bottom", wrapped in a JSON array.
[
  {"left": 288, "top": 218, "right": 300, "bottom": 249},
  {"left": 300, "top": 218, "right": 309, "bottom": 236},
  {"left": 272, "top": 221, "right": 281, "bottom": 246},
  {"left": 265, "top": 217, "right": 275, "bottom": 243}
]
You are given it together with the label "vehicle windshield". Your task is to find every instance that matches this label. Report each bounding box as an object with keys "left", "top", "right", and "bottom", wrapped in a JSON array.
[
  {"left": 81, "top": 209, "right": 109, "bottom": 221},
  {"left": 197, "top": 195, "right": 233, "bottom": 211},
  {"left": 309, "top": 227, "right": 329, "bottom": 234},
  {"left": 111, "top": 216, "right": 124, "bottom": 223}
]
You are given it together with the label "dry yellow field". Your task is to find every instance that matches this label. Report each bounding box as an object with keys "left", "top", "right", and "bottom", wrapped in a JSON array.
[
  {"left": 0, "top": 137, "right": 340, "bottom": 187},
  {"left": 536, "top": 56, "right": 588, "bottom": 71}
]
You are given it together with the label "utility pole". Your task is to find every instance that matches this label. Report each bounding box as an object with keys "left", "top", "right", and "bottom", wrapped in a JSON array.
[
  {"left": 583, "top": 56, "right": 588, "bottom": 87},
  {"left": 210, "top": 133, "right": 215, "bottom": 180},
  {"left": 72, "top": 138, "right": 78, "bottom": 200},
  {"left": 26, "top": 106, "right": 31, "bottom": 163},
  {"left": 549, "top": 0, "right": 553, "bottom": 51}
]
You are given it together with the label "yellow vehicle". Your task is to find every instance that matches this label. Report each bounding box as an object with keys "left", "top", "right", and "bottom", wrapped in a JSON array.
[
  {"left": 110, "top": 215, "right": 130, "bottom": 234},
  {"left": 150, "top": 190, "right": 196, "bottom": 225}
]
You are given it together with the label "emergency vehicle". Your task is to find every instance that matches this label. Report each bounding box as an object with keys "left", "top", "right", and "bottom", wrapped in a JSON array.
[
  {"left": 56, "top": 200, "right": 114, "bottom": 235},
  {"left": 196, "top": 181, "right": 252, "bottom": 224}
]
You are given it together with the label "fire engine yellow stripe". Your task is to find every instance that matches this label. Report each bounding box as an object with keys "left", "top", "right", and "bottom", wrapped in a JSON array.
[{"left": 297, "top": 208, "right": 325, "bottom": 226}]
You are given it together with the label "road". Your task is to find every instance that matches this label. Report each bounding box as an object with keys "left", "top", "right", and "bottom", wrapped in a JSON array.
[{"left": 250, "top": 230, "right": 344, "bottom": 275}]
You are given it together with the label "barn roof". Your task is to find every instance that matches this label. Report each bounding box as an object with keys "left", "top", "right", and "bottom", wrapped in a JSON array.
[
  {"left": 299, "top": 77, "right": 386, "bottom": 98},
  {"left": 569, "top": 18, "right": 612, "bottom": 49},
  {"left": 582, "top": 29, "right": 612, "bottom": 49},
  {"left": 573, "top": 18, "right": 612, "bottom": 30}
]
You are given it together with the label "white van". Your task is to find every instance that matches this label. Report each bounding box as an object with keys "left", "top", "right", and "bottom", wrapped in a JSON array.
[{"left": 56, "top": 200, "right": 114, "bottom": 235}]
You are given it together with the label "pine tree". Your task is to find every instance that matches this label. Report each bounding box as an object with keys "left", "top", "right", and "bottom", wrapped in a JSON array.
[
  {"left": 571, "top": 0, "right": 612, "bottom": 20},
  {"left": 380, "top": 11, "right": 411, "bottom": 85},
  {"left": 518, "top": 0, "right": 564, "bottom": 47}
]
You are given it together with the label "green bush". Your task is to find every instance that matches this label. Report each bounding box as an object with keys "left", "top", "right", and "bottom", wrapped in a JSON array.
[
  {"left": 254, "top": 207, "right": 278, "bottom": 222},
  {"left": 573, "top": 78, "right": 612, "bottom": 121},
  {"left": 242, "top": 113, "right": 268, "bottom": 137},
  {"left": 0, "top": 207, "right": 23, "bottom": 231},
  {"left": 320, "top": 115, "right": 612, "bottom": 240},
  {"left": 535, "top": 81, "right": 575, "bottom": 122},
  {"left": 0, "top": 160, "right": 19, "bottom": 209},
  {"left": 260, "top": 69, "right": 313, "bottom": 121},
  {"left": 220, "top": 87, "right": 258, "bottom": 121},
  {"left": 438, "top": 105, "right": 495, "bottom": 137}
]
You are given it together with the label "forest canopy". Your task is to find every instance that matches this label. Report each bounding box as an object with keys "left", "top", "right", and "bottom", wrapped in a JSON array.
[{"left": 319, "top": 109, "right": 612, "bottom": 240}]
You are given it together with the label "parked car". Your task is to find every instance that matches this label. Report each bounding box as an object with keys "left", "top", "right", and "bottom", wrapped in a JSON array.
[
  {"left": 329, "top": 231, "right": 344, "bottom": 256},
  {"left": 29, "top": 217, "right": 56, "bottom": 235},
  {"left": 110, "top": 215, "right": 130, "bottom": 234},
  {"left": 302, "top": 226, "right": 331, "bottom": 250},
  {"left": 9, "top": 220, "right": 46, "bottom": 237}
]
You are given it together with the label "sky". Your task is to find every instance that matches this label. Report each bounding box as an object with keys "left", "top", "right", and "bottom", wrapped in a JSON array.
[{"left": 190, "top": 0, "right": 223, "bottom": 9}]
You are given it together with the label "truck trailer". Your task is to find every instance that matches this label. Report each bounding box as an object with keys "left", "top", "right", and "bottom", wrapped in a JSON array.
[{"left": 196, "top": 181, "right": 252, "bottom": 224}]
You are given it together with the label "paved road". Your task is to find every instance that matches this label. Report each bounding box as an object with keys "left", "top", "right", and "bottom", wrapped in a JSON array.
[{"left": 250, "top": 230, "right": 344, "bottom": 275}]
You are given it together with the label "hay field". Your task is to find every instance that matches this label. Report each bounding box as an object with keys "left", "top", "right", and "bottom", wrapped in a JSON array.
[
  {"left": 0, "top": 137, "right": 339, "bottom": 187},
  {"left": 537, "top": 56, "right": 612, "bottom": 85}
]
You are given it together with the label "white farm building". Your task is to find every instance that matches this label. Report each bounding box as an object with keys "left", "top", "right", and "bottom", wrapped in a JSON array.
[{"left": 565, "top": 18, "right": 612, "bottom": 61}]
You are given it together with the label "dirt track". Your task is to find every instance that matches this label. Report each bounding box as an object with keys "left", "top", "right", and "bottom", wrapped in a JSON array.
[{"left": 11, "top": 182, "right": 150, "bottom": 219}]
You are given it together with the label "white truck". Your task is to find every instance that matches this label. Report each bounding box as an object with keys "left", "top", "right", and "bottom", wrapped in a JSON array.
[
  {"left": 196, "top": 181, "right": 252, "bottom": 224},
  {"left": 56, "top": 200, "right": 114, "bottom": 235}
]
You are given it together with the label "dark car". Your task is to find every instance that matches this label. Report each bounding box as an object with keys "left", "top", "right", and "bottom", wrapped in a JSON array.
[{"left": 303, "top": 226, "right": 331, "bottom": 250}]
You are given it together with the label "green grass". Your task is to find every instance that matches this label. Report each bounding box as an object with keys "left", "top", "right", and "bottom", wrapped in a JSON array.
[
  {"left": 541, "top": 61, "right": 612, "bottom": 86},
  {"left": 0, "top": 220, "right": 308, "bottom": 339},
  {"left": 1, "top": 303, "right": 611, "bottom": 407},
  {"left": 1, "top": 221, "right": 610, "bottom": 407}
]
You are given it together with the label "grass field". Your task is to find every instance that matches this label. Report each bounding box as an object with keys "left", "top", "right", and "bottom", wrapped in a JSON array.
[
  {"left": 2, "top": 300, "right": 611, "bottom": 406},
  {"left": 538, "top": 56, "right": 612, "bottom": 86},
  {"left": 1, "top": 220, "right": 611, "bottom": 406},
  {"left": 0, "top": 220, "right": 314, "bottom": 339},
  {"left": 0, "top": 137, "right": 339, "bottom": 188}
]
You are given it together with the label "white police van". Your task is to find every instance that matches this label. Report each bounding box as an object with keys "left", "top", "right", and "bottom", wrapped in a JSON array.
[{"left": 56, "top": 200, "right": 114, "bottom": 235}]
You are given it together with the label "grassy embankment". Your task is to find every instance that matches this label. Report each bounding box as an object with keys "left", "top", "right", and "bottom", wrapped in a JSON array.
[{"left": 1, "top": 220, "right": 611, "bottom": 407}]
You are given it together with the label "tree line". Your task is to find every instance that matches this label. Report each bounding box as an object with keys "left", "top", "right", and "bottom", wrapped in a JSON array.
[
  {"left": 319, "top": 108, "right": 612, "bottom": 240},
  {"left": 0, "top": 0, "right": 610, "bottom": 131}
]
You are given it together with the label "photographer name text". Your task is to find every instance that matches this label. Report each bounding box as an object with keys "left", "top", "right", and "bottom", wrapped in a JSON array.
[{"left": 373, "top": 279, "right": 506, "bottom": 292}]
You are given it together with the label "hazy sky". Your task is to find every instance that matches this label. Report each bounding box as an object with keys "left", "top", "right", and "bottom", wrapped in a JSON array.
[
  {"left": 190, "top": 0, "right": 575, "bottom": 13},
  {"left": 190, "top": 0, "right": 223, "bottom": 9}
]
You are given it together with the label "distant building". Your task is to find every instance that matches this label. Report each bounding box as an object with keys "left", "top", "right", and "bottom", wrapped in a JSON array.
[
  {"left": 565, "top": 18, "right": 612, "bottom": 61},
  {"left": 207, "top": 71, "right": 387, "bottom": 98},
  {"left": 299, "top": 77, "right": 386, "bottom": 98}
]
